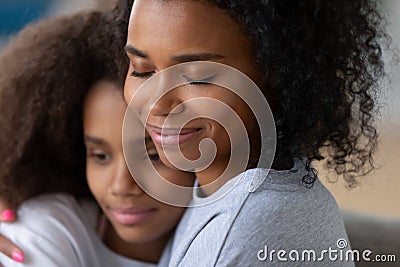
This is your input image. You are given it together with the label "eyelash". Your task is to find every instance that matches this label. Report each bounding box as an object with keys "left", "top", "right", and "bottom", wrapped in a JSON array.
[
  {"left": 130, "top": 70, "right": 155, "bottom": 78},
  {"left": 183, "top": 74, "right": 215, "bottom": 85},
  {"left": 130, "top": 71, "right": 215, "bottom": 85},
  {"left": 88, "top": 152, "right": 112, "bottom": 165},
  {"left": 148, "top": 153, "right": 160, "bottom": 162}
]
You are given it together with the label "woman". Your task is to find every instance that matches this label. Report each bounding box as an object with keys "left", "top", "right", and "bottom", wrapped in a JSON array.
[{"left": 121, "top": 0, "right": 386, "bottom": 266}]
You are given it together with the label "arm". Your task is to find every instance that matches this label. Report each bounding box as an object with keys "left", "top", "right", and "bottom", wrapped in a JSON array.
[
  {"left": 0, "top": 225, "right": 82, "bottom": 267},
  {"left": 0, "top": 194, "right": 96, "bottom": 267}
]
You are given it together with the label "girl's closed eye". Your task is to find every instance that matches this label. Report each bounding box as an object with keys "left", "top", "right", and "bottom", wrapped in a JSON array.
[
  {"left": 147, "top": 147, "right": 161, "bottom": 163},
  {"left": 87, "top": 149, "right": 112, "bottom": 165}
]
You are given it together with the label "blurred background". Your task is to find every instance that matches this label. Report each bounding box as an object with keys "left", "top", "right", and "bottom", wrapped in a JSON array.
[
  {"left": 319, "top": 0, "right": 400, "bottom": 220},
  {"left": 0, "top": 0, "right": 116, "bottom": 47},
  {"left": 0, "top": 0, "right": 398, "bottom": 265}
]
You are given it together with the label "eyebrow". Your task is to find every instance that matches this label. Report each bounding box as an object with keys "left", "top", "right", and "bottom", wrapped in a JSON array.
[
  {"left": 125, "top": 45, "right": 148, "bottom": 58},
  {"left": 171, "top": 53, "right": 224, "bottom": 63},
  {"left": 84, "top": 135, "right": 107, "bottom": 145},
  {"left": 124, "top": 45, "right": 224, "bottom": 63}
]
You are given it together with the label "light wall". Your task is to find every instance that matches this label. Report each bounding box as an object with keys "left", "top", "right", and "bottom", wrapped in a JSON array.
[{"left": 322, "top": 0, "right": 400, "bottom": 219}]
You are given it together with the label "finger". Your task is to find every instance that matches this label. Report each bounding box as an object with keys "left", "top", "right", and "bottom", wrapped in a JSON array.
[
  {"left": 0, "top": 197, "right": 16, "bottom": 222},
  {"left": 0, "top": 235, "right": 24, "bottom": 263}
]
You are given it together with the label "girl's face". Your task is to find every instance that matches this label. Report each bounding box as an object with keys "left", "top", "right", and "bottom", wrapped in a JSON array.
[
  {"left": 124, "top": 0, "right": 263, "bottom": 186},
  {"left": 83, "top": 81, "right": 193, "bottom": 247}
]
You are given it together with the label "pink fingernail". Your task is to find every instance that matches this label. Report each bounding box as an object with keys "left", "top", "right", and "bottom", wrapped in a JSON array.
[
  {"left": 1, "top": 209, "right": 15, "bottom": 221},
  {"left": 12, "top": 251, "right": 24, "bottom": 263}
]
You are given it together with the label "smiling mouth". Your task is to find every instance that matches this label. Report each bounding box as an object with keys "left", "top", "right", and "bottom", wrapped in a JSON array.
[
  {"left": 109, "top": 207, "right": 157, "bottom": 225},
  {"left": 146, "top": 125, "right": 202, "bottom": 146}
]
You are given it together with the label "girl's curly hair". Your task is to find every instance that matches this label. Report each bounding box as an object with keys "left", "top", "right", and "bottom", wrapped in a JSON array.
[
  {"left": 0, "top": 10, "right": 127, "bottom": 207},
  {"left": 114, "top": 0, "right": 386, "bottom": 187}
]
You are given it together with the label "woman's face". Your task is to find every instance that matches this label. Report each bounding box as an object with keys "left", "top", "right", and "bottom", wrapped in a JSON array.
[
  {"left": 83, "top": 80, "right": 193, "bottom": 245},
  {"left": 124, "top": 0, "right": 263, "bottom": 186}
]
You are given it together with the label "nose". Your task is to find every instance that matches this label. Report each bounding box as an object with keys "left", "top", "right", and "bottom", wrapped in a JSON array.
[
  {"left": 149, "top": 91, "right": 185, "bottom": 117},
  {"left": 110, "top": 157, "right": 143, "bottom": 197},
  {"left": 144, "top": 72, "right": 185, "bottom": 117}
]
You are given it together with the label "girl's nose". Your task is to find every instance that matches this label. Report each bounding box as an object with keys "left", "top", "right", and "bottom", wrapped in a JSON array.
[{"left": 110, "top": 158, "right": 143, "bottom": 197}]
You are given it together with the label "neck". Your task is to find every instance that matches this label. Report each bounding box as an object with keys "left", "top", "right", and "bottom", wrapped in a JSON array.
[
  {"left": 195, "top": 155, "right": 245, "bottom": 196},
  {"left": 271, "top": 156, "right": 294, "bottom": 170},
  {"left": 104, "top": 221, "right": 171, "bottom": 263}
]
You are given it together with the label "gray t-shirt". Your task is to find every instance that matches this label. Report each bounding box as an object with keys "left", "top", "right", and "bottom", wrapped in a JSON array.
[{"left": 170, "top": 159, "right": 354, "bottom": 266}]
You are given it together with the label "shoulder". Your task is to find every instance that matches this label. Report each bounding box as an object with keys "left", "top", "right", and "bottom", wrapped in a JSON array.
[
  {"left": 242, "top": 159, "right": 343, "bottom": 220},
  {"left": 216, "top": 165, "right": 351, "bottom": 266},
  {"left": 8, "top": 193, "right": 99, "bottom": 236},
  {"left": 234, "top": 162, "right": 347, "bottom": 240},
  {"left": 0, "top": 193, "right": 99, "bottom": 267},
  {"left": 238, "top": 177, "right": 346, "bottom": 238},
  {"left": 18, "top": 193, "right": 98, "bottom": 226}
]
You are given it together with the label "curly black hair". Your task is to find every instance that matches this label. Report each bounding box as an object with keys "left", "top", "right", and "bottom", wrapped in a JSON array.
[
  {"left": 113, "top": 0, "right": 386, "bottom": 188},
  {"left": 0, "top": 10, "right": 127, "bottom": 207}
]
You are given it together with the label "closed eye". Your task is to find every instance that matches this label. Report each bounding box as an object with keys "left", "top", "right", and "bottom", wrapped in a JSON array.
[
  {"left": 147, "top": 147, "right": 161, "bottom": 162},
  {"left": 182, "top": 74, "right": 216, "bottom": 85},
  {"left": 130, "top": 70, "right": 155, "bottom": 78}
]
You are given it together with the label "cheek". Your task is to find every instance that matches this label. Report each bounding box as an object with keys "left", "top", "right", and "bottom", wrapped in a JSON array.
[
  {"left": 190, "top": 88, "right": 255, "bottom": 134},
  {"left": 86, "top": 168, "right": 107, "bottom": 200},
  {"left": 124, "top": 78, "right": 135, "bottom": 104},
  {"left": 216, "top": 91, "right": 256, "bottom": 133},
  {"left": 124, "top": 77, "right": 144, "bottom": 104}
]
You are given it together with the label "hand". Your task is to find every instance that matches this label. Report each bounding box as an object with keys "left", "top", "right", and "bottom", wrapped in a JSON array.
[{"left": 0, "top": 197, "right": 25, "bottom": 264}]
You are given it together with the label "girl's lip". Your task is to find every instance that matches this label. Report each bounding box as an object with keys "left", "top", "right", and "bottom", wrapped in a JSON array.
[
  {"left": 147, "top": 125, "right": 202, "bottom": 146},
  {"left": 109, "top": 207, "right": 157, "bottom": 225}
]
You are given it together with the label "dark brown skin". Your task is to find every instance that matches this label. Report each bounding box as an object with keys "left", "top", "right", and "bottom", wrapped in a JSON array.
[
  {"left": 124, "top": 0, "right": 265, "bottom": 194},
  {"left": 121, "top": 0, "right": 387, "bottom": 189}
]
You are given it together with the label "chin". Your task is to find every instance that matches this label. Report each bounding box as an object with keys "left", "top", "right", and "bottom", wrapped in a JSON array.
[
  {"left": 156, "top": 148, "right": 185, "bottom": 170},
  {"left": 116, "top": 227, "right": 155, "bottom": 243},
  {"left": 161, "top": 140, "right": 207, "bottom": 161}
]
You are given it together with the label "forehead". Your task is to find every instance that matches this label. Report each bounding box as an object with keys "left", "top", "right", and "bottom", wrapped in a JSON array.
[
  {"left": 84, "top": 81, "right": 125, "bottom": 122},
  {"left": 128, "top": 0, "right": 245, "bottom": 53}
]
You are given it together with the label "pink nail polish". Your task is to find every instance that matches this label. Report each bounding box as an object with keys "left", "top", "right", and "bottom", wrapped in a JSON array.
[
  {"left": 12, "top": 251, "right": 24, "bottom": 263},
  {"left": 1, "top": 209, "right": 15, "bottom": 221}
]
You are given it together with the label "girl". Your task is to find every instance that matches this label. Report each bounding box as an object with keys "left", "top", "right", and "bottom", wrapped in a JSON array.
[
  {"left": 0, "top": 79, "right": 191, "bottom": 267},
  {"left": 0, "top": 9, "right": 193, "bottom": 266},
  {"left": 120, "top": 0, "right": 386, "bottom": 266}
]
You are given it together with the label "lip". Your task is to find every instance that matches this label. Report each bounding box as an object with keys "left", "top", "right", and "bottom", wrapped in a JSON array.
[
  {"left": 109, "top": 207, "right": 157, "bottom": 225},
  {"left": 147, "top": 124, "right": 202, "bottom": 146}
]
